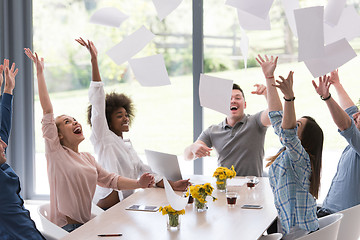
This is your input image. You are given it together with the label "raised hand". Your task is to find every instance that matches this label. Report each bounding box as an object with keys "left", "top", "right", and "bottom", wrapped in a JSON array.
[
  {"left": 256, "top": 54, "right": 278, "bottom": 78},
  {"left": 312, "top": 75, "right": 331, "bottom": 99},
  {"left": 274, "top": 71, "right": 294, "bottom": 99},
  {"left": 138, "top": 173, "right": 155, "bottom": 188},
  {"left": 328, "top": 69, "right": 340, "bottom": 86},
  {"left": 3, "top": 59, "right": 18, "bottom": 94},
  {"left": 75, "top": 37, "right": 98, "bottom": 59},
  {"left": 251, "top": 84, "right": 267, "bottom": 96},
  {"left": 24, "top": 48, "right": 44, "bottom": 74}
]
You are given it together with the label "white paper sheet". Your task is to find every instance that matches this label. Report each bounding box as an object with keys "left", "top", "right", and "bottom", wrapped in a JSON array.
[
  {"left": 152, "top": 0, "right": 183, "bottom": 21},
  {"left": 304, "top": 38, "right": 357, "bottom": 78},
  {"left": 128, "top": 54, "right": 170, "bottom": 87},
  {"left": 281, "top": 0, "right": 299, "bottom": 38},
  {"left": 199, "top": 74, "right": 233, "bottom": 116},
  {"left": 239, "top": 28, "right": 249, "bottom": 69},
  {"left": 106, "top": 26, "right": 155, "bottom": 66},
  {"left": 294, "top": 6, "right": 325, "bottom": 62},
  {"left": 226, "top": 0, "right": 274, "bottom": 19},
  {"left": 324, "top": 0, "right": 346, "bottom": 27},
  {"left": 324, "top": 6, "right": 360, "bottom": 45},
  {"left": 237, "top": 8, "right": 271, "bottom": 30},
  {"left": 227, "top": 178, "right": 248, "bottom": 186},
  {"left": 163, "top": 177, "right": 188, "bottom": 211},
  {"left": 89, "top": 7, "right": 128, "bottom": 28}
]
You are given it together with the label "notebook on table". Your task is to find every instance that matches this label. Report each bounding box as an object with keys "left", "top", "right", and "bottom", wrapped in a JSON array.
[{"left": 145, "top": 149, "right": 183, "bottom": 181}]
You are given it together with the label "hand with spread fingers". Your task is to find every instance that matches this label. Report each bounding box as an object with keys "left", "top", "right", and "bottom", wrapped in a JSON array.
[
  {"left": 256, "top": 54, "right": 278, "bottom": 78},
  {"left": 274, "top": 71, "right": 295, "bottom": 100},
  {"left": 312, "top": 75, "right": 331, "bottom": 100},
  {"left": 3, "top": 59, "right": 18, "bottom": 95}
]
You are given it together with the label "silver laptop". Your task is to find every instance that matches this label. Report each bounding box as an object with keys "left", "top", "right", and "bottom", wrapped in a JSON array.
[{"left": 145, "top": 149, "right": 183, "bottom": 181}]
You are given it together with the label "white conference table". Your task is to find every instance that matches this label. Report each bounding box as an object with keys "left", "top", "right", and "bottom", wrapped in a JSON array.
[{"left": 62, "top": 175, "right": 277, "bottom": 240}]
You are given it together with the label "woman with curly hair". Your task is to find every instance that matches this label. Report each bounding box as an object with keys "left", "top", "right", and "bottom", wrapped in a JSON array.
[{"left": 78, "top": 38, "right": 190, "bottom": 210}]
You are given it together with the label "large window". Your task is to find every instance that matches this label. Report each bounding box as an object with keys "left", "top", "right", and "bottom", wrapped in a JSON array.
[
  {"left": 202, "top": 0, "right": 360, "bottom": 202},
  {"left": 31, "top": 0, "right": 360, "bottom": 203},
  {"left": 33, "top": 0, "right": 193, "bottom": 195}
]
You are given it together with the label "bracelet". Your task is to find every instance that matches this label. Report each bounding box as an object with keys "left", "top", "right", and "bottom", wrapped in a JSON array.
[
  {"left": 283, "top": 96, "right": 295, "bottom": 102},
  {"left": 266, "top": 76, "right": 274, "bottom": 79},
  {"left": 321, "top": 93, "right": 331, "bottom": 101}
]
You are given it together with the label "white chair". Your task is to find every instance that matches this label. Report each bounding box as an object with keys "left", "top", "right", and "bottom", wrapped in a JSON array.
[
  {"left": 296, "top": 213, "right": 343, "bottom": 240},
  {"left": 259, "top": 233, "right": 283, "bottom": 240},
  {"left": 37, "top": 203, "right": 68, "bottom": 240},
  {"left": 337, "top": 204, "right": 360, "bottom": 240},
  {"left": 38, "top": 203, "right": 104, "bottom": 240}
]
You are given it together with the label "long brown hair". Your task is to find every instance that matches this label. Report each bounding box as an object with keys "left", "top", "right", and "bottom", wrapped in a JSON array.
[{"left": 266, "top": 116, "right": 323, "bottom": 199}]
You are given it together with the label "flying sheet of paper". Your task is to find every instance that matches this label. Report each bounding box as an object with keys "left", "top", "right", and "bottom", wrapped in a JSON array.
[
  {"left": 199, "top": 74, "right": 233, "bottom": 116},
  {"left": 128, "top": 54, "right": 170, "bottom": 87},
  {"left": 152, "top": 0, "right": 183, "bottom": 21},
  {"left": 89, "top": 7, "right": 129, "bottom": 28},
  {"left": 281, "top": 0, "right": 299, "bottom": 38},
  {"left": 324, "top": 6, "right": 360, "bottom": 45},
  {"left": 304, "top": 38, "right": 357, "bottom": 78},
  {"left": 225, "top": 0, "right": 274, "bottom": 19},
  {"left": 237, "top": 8, "right": 271, "bottom": 30},
  {"left": 106, "top": 26, "right": 155, "bottom": 66},
  {"left": 163, "top": 177, "right": 188, "bottom": 211},
  {"left": 324, "top": 0, "right": 346, "bottom": 27},
  {"left": 294, "top": 6, "right": 325, "bottom": 62},
  {"left": 239, "top": 28, "right": 249, "bottom": 69}
]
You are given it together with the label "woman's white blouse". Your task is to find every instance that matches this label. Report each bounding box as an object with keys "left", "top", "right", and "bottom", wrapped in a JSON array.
[{"left": 89, "top": 81, "right": 161, "bottom": 203}]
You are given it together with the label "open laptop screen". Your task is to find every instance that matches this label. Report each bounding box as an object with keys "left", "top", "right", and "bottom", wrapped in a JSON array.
[{"left": 145, "top": 149, "right": 183, "bottom": 181}]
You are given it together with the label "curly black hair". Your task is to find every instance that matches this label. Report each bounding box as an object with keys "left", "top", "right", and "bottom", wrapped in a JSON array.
[{"left": 87, "top": 92, "right": 135, "bottom": 128}]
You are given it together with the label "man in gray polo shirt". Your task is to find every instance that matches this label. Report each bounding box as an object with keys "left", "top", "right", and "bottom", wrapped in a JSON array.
[{"left": 184, "top": 83, "right": 270, "bottom": 176}]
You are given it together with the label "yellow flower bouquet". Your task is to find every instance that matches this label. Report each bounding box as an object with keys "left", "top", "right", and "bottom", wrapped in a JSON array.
[
  {"left": 159, "top": 205, "right": 185, "bottom": 230},
  {"left": 189, "top": 183, "right": 217, "bottom": 212},
  {"left": 213, "top": 165, "right": 236, "bottom": 191}
]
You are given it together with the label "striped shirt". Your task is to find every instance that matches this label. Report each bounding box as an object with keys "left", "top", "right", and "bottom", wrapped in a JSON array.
[{"left": 268, "top": 111, "right": 319, "bottom": 235}]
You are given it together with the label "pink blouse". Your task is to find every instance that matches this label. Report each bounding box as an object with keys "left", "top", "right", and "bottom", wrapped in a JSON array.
[{"left": 42, "top": 113, "right": 119, "bottom": 227}]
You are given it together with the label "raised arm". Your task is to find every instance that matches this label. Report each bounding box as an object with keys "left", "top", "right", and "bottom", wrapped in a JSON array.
[
  {"left": 251, "top": 83, "right": 271, "bottom": 126},
  {"left": 274, "top": 71, "right": 296, "bottom": 129},
  {"left": 328, "top": 69, "right": 354, "bottom": 110},
  {"left": 24, "top": 48, "right": 53, "bottom": 114},
  {"left": 75, "top": 38, "right": 101, "bottom": 82},
  {"left": 256, "top": 55, "right": 282, "bottom": 112},
  {"left": 312, "top": 75, "right": 351, "bottom": 131},
  {"left": 0, "top": 59, "right": 18, "bottom": 145}
]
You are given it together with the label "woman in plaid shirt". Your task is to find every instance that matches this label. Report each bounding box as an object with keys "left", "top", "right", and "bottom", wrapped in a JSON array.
[{"left": 256, "top": 55, "right": 324, "bottom": 238}]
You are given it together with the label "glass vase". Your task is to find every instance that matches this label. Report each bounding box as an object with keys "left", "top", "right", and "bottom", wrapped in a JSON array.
[
  {"left": 195, "top": 198, "right": 208, "bottom": 212},
  {"left": 167, "top": 213, "right": 180, "bottom": 230},
  {"left": 216, "top": 177, "right": 227, "bottom": 192}
]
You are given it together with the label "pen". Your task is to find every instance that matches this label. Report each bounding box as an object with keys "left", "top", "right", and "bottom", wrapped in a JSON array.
[{"left": 98, "top": 233, "right": 122, "bottom": 237}]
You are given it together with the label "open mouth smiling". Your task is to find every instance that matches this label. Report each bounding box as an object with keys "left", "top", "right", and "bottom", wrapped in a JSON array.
[{"left": 73, "top": 126, "right": 82, "bottom": 134}]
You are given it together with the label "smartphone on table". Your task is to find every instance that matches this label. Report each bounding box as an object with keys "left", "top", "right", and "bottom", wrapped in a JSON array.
[
  {"left": 241, "top": 204, "right": 263, "bottom": 209},
  {"left": 126, "top": 204, "right": 159, "bottom": 212}
]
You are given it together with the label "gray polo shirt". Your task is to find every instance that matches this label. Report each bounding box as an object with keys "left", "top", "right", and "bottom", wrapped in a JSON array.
[{"left": 198, "top": 111, "right": 267, "bottom": 177}]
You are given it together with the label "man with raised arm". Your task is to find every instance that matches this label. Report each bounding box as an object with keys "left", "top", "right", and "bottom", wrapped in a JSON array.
[
  {"left": 184, "top": 83, "right": 271, "bottom": 177},
  {"left": 312, "top": 70, "right": 360, "bottom": 217},
  {"left": 0, "top": 59, "right": 45, "bottom": 239}
]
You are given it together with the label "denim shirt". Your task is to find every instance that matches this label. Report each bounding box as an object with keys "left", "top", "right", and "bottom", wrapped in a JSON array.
[{"left": 268, "top": 111, "right": 319, "bottom": 235}]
